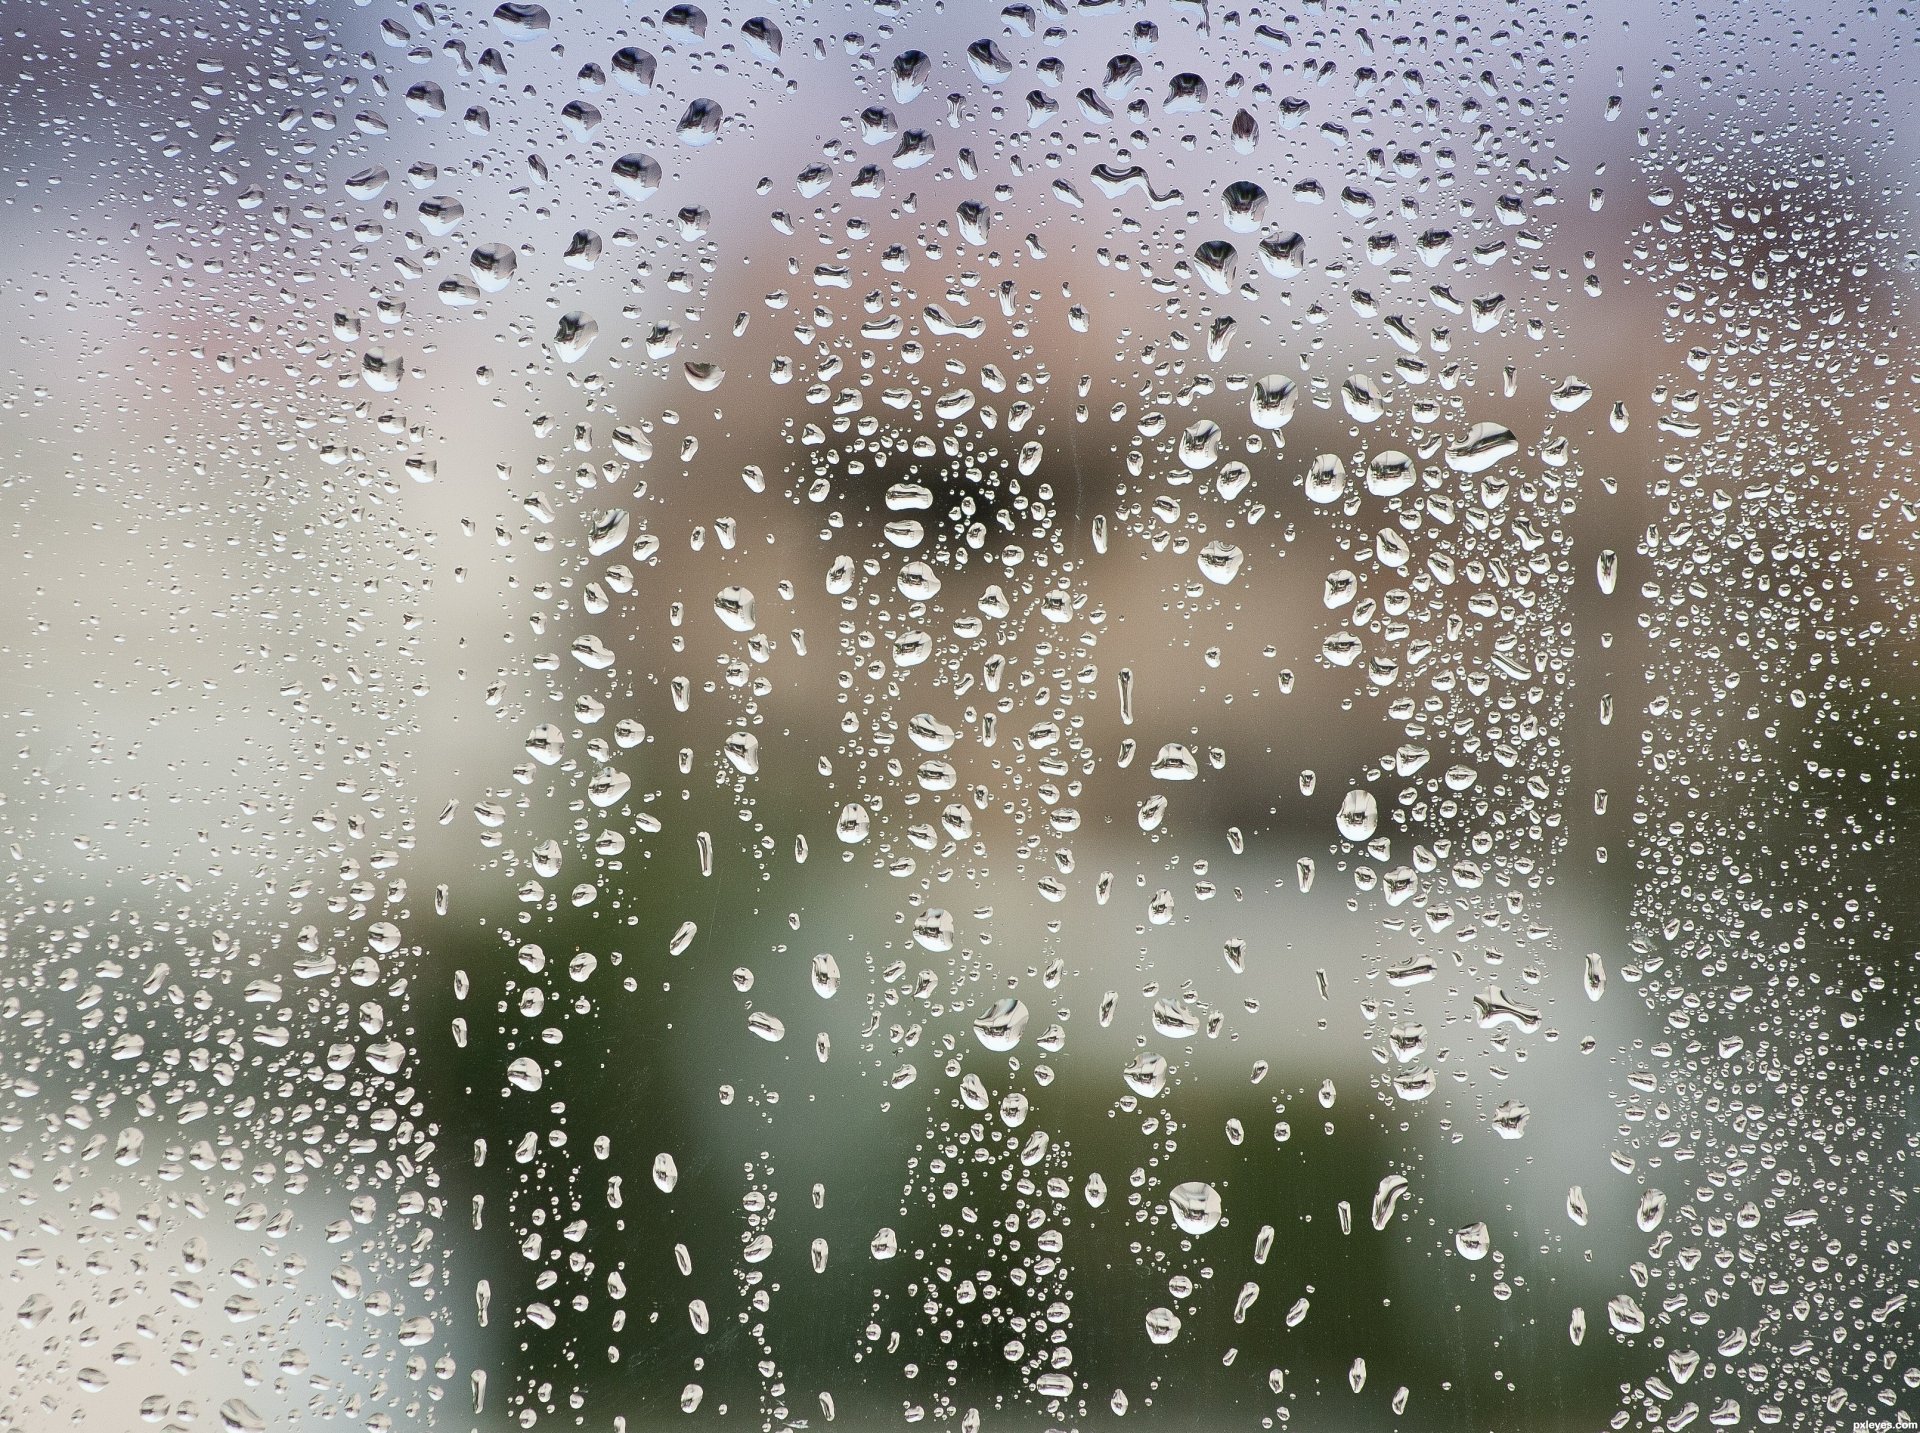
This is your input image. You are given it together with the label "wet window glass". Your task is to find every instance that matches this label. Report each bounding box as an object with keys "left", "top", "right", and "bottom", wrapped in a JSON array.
[{"left": 2, "top": 1, "right": 1916, "bottom": 1430}]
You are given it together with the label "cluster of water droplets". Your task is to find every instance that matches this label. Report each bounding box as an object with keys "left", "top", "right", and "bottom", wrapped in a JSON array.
[{"left": 0, "top": 0, "right": 1916, "bottom": 1429}]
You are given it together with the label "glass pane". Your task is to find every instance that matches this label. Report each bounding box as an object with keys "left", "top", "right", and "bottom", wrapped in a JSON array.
[{"left": 2, "top": 1, "right": 1914, "bottom": 1430}]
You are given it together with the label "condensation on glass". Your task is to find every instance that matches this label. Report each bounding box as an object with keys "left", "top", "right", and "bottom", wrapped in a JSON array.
[{"left": 0, "top": 0, "right": 1915, "bottom": 1430}]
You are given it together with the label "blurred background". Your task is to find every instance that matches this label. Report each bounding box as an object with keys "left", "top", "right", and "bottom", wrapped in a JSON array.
[{"left": 0, "top": 0, "right": 1916, "bottom": 1429}]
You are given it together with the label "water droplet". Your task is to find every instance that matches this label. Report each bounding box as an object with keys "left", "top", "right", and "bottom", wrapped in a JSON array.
[
  {"left": 1169, "top": 1181, "right": 1222, "bottom": 1236},
  {"left": 972, "top": 997, "right": 1029, "bottom": 1052},
  {"left": 1455, "top": 1222, "right": 1491, "bottom": 1260}
]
